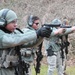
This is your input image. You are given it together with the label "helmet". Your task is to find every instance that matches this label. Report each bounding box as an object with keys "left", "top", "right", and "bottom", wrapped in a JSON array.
[
  {"left": 51, "top": 18, "right": 62, "bottom": 25},
  {"left": 0, "top": 8, "right": 17, "bottom": 27}
]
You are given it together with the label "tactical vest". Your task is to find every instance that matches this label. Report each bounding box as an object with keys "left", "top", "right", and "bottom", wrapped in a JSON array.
[
  {"left": 21, "top": 27, "right": 38, "bottom": 63},
  {"left": 47, "top": 28, "right": 61, "bottom": 52},
  {"left": 0, "top": 28, "right": 23, "bottom": 68}
]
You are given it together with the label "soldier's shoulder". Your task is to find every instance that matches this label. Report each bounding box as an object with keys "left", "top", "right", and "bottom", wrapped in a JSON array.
[
  {"left": 0, "top": 29, "right": 5, "bottom": 34},
  {"left": 22, "top": 28, "right": 34, "bottom": 33}
]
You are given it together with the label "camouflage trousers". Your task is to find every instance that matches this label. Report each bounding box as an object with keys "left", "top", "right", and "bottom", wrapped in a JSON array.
[
  {"left": 0, "top": 65, "right": 32, "bottom": 75},
  {"left": 62, "top": 50, "right": 67, "bottom": 75},
  {"left": 0, "top": 68, "right": 15, "bottom": 75},
  {"left": 47, "top": 51, "right": 64, "bottom": 75}
]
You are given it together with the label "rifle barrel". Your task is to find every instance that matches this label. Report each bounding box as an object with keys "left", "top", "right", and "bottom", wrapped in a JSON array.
[
  {"left": 43, "top": 24, "right": 72, "bottom": 28},
  {"left": 43, "top": 24, "right": 60, "bottom": 27}
]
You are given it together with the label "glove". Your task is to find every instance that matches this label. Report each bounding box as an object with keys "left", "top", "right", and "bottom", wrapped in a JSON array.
[{"left": 36, "top": 26, "right": 52, "bottom": 38}]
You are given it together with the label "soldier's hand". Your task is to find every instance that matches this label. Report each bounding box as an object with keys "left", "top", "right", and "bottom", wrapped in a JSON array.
[
  {"left": 71, "top": 26, "right": 75, "bottom": 31},
  {"left": 36, "top": 26, "right": 52, "bottom": 38},
  {"left": 61, "top": 28, "right": 66, "bottom": 33},
  {"left": 55, "top": 28, "right": 66, "bottom": 34}
]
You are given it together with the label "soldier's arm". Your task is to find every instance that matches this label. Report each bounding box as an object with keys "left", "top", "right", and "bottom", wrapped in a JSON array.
[
  {"left": 0, "top": 29, "right": 37, "bottom": 49},
  {"left": 20, "top": 28, "right": 43, "bottom": 48},
  {"left": 21, "top": 37, "right": 43, "bottom": 48},
  {"left": 60, "top": 26, "right": 75, "bottom": 35},
  {"left": 20, "top": 28, "right": 64, "bottom": 48},
  {"left": 50, "top": 28, "right": 65, "bottom": 36},
  {"left": 50, "top": 26, "right": 75, "bottom": 36},
  {"left": 21, "top": 28, "right": 65, "bottom": 48}
]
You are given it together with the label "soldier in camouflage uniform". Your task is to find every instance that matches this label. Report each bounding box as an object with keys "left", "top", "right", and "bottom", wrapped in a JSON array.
[
  {"left": 61, "top": 19, "right": 70, "bottom": 75},
  {"left": 21, "top": 16, "right": 68, "bottom": 75},
  {"left": 0, "top": 8, "right": 52, "bottom": 75},
  {"left": 44, "top": 18, "right": 75, "bottom": 75},
  {"left": 21, "top": 15, "right": 40, "bottom": 75}
]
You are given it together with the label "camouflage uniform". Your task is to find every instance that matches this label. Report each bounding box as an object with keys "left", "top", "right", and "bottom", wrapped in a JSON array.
[
  {"left": 20, "top": 15, "right": 44, "bottom": 75},
  {"left": 21, "top": 27, "right": 40, "bottom": 75},
  {"left": 44, "top": 19, "right": 74, "bottom": 75},
  {"left": 0, "top": 9, "right": 51, "bottom": 75}
]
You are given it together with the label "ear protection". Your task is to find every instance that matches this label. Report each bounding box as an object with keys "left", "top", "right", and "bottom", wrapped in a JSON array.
[
  {"left": 0, "top": 9, "right": 9, "bottom": 26},
  {"left": 28, "top": 15, "right": 33, "bottom": 26}
]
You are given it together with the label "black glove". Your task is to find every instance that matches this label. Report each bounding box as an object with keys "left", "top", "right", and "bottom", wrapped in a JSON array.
[{"left": 36, "top": 26, "right": 52, "bottom": 38}]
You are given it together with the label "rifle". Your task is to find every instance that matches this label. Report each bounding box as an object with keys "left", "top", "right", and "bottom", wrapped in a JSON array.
[
  {"left": 43, "top": 24, "right": 72, "bottom": 28},
  {"left": 42, "top": 24, "right": 60, "bottom": 28},
  {"left": 64, "top": 35, "right": 70, "bottom": 57},
  {"left": 15, "top": 46, "right": 30, "bottom": 75},
  {"left": 35, "top": 42, "right": 43, "bottom": 75},
  {"left": 15, "top": 46, "right": 25, "bottom": 75},
  {"left": 60, "top": 36, "right": 65, "bottom": 65},
  {"left": 60, "top": 35, "right": 70, "bottom": 66},
  {"left": 14, "top": 28, "right": 30, "bottom": 75}
]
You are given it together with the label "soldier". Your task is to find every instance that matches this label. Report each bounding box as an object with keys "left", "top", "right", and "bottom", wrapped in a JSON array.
[
  {"left": 61, "top": 19, "right": 70, "bottom": 75},
  {"left": 0, "top": 8, "right": 52, "bottom": 75},
  {"left": 21, "top": 16, "right": 67, "bottom": 75},
  {"left": 21, "top": 15, "right": 41, "bottom": 75},
  {"left": 44, "top": 18, "right": 75, "bottom": 75}
]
